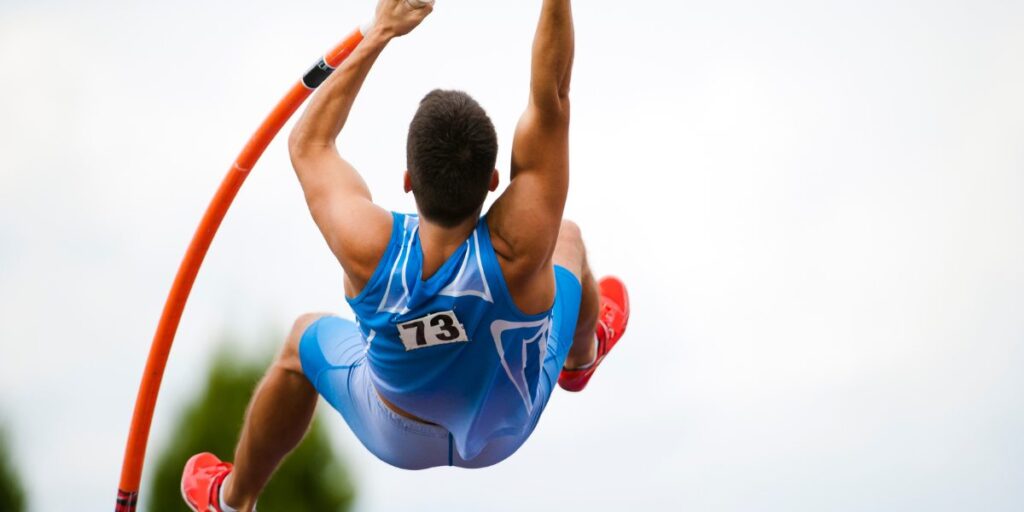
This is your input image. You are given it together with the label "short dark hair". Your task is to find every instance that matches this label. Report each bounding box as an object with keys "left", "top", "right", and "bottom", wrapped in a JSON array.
[{"left": 407, "top": 89, "right": 498, "bottom": 227}]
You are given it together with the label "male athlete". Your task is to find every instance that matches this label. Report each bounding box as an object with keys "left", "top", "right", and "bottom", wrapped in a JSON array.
[{"left": 182, "top": 0, "right": 629, "bottom": 510}]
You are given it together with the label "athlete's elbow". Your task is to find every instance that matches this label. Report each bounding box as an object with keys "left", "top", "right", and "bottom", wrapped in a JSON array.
[
  {"left": 530, "top": 93, "right": 570, "bottom": 125},
  {"left": 288, "top": 126, "right": 308, "bottom": 158},
  {"left": 556, "top": 77, "right": 571, "bottom": 103},
  {"left": 288, "top": 128, "right": 331, "bottom": 163},
  {"left": 287, "top": 127, "right": 312, "bottom": 159}
]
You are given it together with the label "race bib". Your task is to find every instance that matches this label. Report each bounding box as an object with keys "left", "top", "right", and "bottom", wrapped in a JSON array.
[{"left": 397, "top": 310, "right": 469, "bottom": 351}]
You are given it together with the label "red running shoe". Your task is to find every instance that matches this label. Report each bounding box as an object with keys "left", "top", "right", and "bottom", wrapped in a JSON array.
[
  {"left": 181, "top": 452, "right": 233, "bottom": 512},
  {"left": 558, "top": 276, "right": 630, "bottom": 392}
]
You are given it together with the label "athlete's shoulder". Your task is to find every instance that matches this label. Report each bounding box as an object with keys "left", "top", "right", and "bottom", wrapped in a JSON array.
[
  {"left": 341, "top": 210, "right": 403, "bottom": 299},
  {"left": 483, "top": 214, "right": 556, "bottom": 316}
]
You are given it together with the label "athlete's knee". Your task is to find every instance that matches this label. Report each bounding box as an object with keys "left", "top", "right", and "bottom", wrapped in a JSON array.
[
  {"left": 280, "top": 313, "right": 330, "bottom": 374},
  {"left": 554, "top": 220, "right": 587, "bottom": 280},
  {"left": 558, "top": 219, "right": 583, "bottom": 247}
]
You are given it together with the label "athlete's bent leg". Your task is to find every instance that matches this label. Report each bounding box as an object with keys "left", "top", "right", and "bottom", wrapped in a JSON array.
[
  {"left": 222, "top": 313, "right": 328, "bottom": 511},
  {"left": 552, "top": 220, "right": 600, "bottom": 370}
]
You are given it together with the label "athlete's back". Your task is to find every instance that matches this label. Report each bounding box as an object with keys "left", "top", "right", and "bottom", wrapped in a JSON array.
[{"left": 348, "top": 213, "right": 574, "bottom": 461}]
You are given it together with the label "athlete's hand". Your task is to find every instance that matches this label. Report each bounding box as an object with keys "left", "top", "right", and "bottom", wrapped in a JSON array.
[{"left": 374, "top": 0, "right": 433, "bottom": 39}]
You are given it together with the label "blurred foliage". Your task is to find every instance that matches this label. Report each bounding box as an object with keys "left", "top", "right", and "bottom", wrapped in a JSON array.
[
  {"left": 0, "top": 423, "right": 26, "bottom": 512},
  {"left": 146, "top": 343, "right": 355, "bottom": 511}
]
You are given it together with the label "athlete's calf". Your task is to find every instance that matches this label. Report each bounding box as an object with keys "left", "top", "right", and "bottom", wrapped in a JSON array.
[{"left": 222, "top": 313, "right": 328, "bottom": 512}]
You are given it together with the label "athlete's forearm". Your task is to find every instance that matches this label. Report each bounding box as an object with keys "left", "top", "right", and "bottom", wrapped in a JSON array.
[
  {"left": 288, "top": 28, "right": 393, "bottom": 154},
  {"left": 530, "top": 0, "right": 575, "bottom": 112}
]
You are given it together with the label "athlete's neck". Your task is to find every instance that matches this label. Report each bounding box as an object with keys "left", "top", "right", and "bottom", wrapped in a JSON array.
[{"left": 418, "top": 213, "right": 479, "bottom": 280}]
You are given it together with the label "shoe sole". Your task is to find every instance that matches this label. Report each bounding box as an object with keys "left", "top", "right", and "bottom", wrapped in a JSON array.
[{"left": 181, "top": 479, "right": 201, "bottom": 512}]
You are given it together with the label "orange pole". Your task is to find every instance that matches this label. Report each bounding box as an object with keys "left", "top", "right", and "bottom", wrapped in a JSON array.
[{"left": 115, "top": 27, "right": 365, "bottom": 512}]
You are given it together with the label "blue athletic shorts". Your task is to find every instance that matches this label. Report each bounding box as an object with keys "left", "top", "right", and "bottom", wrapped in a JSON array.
[{"left": 298, "top": 266, "right": 583, "bottom": 470}]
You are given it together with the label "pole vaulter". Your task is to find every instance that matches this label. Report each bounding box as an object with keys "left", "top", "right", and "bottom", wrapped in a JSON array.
[
  {"left": 119, "top": 0, "right": 629, "bottom": 510},
  {"left": 109, "top": 2, "right": 438, "bottom": 507}
]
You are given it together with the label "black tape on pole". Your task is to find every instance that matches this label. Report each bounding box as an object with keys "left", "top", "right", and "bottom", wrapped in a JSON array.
[{"left": 302, "top": 58, "right": 335, "bottom": 89}]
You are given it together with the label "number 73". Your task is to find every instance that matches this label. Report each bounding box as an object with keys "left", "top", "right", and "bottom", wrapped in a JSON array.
[{"left": 397, "top": 310, "right": 469, "bottom": 351}]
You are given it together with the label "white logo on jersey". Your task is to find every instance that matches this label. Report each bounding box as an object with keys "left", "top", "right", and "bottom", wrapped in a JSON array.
[
  {"left": 438, "top": 230, "right": 493, "bottom": 303},
  {"left": 377, "top": 218, "right": 418, "bottom": 315},
  {"left": 490, "top": 317, "right": 552, "bottom": 414},
  {"left": 377, "top": 217, "right": 494, "bottom": 314}
]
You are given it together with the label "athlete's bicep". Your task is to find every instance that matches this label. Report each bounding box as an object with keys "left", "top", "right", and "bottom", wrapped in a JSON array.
[
  {"left": 292, "top": 148, "right": 392, "bottom": 287},
  {"left": 490, "top": 103, "right": 570, "bottom": 263},
  {"left": 509, "top": 103, "right": 570, "bottom": 188}
]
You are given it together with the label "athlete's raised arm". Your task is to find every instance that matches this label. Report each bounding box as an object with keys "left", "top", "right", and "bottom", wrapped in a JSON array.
[
  {"left": 488, "top": 0, "right": 575, "bottom": 273},
  {"left": 288, "top": 0, "right": 432, "bottom": 294},
  {"left": 486, "top": 0, "right": 574, "bottom": 315}
]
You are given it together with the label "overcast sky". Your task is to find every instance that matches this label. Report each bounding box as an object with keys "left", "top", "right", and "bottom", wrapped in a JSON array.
[{"left": 1, "top": 0, "right": 1023, "bottom": 510}]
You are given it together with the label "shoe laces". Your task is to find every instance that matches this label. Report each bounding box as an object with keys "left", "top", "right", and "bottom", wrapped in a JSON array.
[{"left": 599, "top": 302, "right": 624, "bottom": 343}]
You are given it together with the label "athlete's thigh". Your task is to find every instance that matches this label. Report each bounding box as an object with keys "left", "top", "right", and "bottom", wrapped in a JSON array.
[
  {"left": 335, "top": 363, "right": 452, "bottom": 470},
  {"left": 297, "top": 316, "right": 452, "bottom": 470},
  {"left": 298, "top": 315, "right": 366, "bottom": 388}
]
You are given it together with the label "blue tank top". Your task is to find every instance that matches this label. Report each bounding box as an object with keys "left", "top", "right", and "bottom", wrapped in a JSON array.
[{"left": 347, "top": 213, "right": 554, "bottom": 460}]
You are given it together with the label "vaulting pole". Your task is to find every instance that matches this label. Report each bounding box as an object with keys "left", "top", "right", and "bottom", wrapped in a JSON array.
[{"left": 114, "top": 24, "right": 369, "bottom": 512}]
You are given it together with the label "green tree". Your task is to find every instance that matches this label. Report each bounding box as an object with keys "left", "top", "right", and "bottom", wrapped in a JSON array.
[
  {"left": 147, "top": 343, "right": 355, "bottom": 511},
  {"left": 0, "top": 423, "right": 26, "bottom": 512}
]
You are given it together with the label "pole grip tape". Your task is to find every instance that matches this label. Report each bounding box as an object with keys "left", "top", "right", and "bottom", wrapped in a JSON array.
[
  {"left": 302, "top": 57, "right": 336, "bottom": 90},
  {"left": 115, "top": 489, "right": 139, "bottom": 512}
]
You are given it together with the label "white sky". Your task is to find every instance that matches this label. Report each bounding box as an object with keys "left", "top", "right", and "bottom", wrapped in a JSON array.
[{"left": 2, "top": 0, "right": 1024, "bottom": 510}]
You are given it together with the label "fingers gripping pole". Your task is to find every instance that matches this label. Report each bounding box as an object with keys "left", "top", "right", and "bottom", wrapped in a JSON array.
[{"left": 114, "top": 27, "right": 366, "bottom": 512}]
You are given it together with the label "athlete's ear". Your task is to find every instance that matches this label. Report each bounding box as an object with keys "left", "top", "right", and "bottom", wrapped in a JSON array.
[
  {"left": 488, "top": 169, "right": 499, "bottom": 192},
  {"left": 404, "top": 171, "right": 413, "bottom": 193}
]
